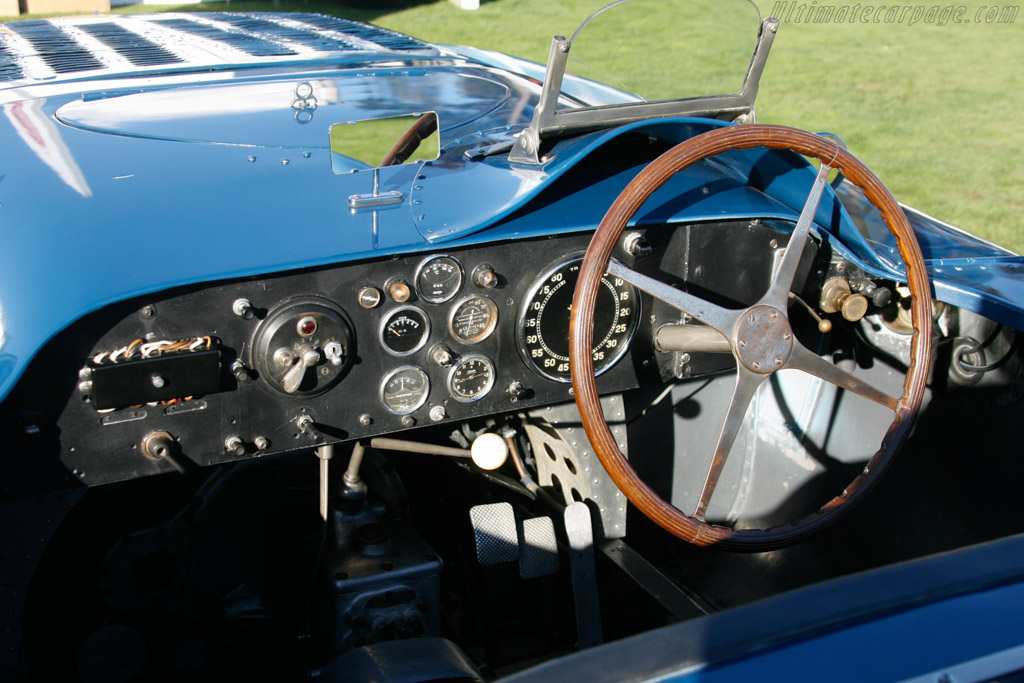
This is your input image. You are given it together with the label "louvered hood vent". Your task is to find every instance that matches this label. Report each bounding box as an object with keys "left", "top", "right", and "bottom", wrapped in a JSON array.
[{"left": 0, "top": 13, "right": 439, "bottom": 85}]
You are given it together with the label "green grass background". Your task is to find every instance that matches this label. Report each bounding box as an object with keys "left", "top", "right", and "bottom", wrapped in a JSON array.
[{"left": 4, "top": 0, "right": 1022, "bottom": 252}]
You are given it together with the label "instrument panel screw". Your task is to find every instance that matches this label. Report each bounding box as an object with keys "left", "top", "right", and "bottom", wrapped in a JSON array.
[
  {"left": 359, "top": 414, "right": 372, "bottom": 427},
  {"left": 140, "top": 305, "right": 156, "bottom": 318},
  {"left": 401, "top": 416, "right": 416, "bottom": 428},
  {"left": 151, "top": 374, "right": 166, "bottom": 389},
  {"left": 254, "top": 436, "right": 270, "bottom": 451}
]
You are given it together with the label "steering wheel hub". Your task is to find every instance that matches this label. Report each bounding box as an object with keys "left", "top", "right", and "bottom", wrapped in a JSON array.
[{"left": 734, "top": 305, "right": 793, "bottom": 374}]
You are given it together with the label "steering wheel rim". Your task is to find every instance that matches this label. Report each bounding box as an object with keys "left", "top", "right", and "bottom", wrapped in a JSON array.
[{"left": 570, "top": 124, "right": 932, "bottom": 552}]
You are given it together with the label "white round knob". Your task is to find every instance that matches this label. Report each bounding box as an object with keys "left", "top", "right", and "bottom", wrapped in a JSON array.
[{"left": 471, "top": 433, "right": 508, "bottom": 471}]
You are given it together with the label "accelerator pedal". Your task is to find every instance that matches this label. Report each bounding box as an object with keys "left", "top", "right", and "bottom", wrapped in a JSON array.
[{"left": 565, "top": 501, "right": 603, "bottom": 647}]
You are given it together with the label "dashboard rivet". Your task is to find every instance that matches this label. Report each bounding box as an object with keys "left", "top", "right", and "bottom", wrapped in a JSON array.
[
  {"left": 401, "top": 416, "right": 416, "bottom": 428},
  {"left": 140, "top": 305, "right": 156, "bottom": 319},
  {"left": 151, "top": 374, "right": 166, "bottom": 389},
  {"left": 254, "top": 436, "right": 270, "bottom": 451},
  {"left": 359, "top": 414, "right": 373, "bottom": 427}
]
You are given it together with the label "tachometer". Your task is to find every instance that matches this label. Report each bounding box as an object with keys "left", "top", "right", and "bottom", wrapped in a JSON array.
[
  {"left": 415, "top": 255, "right": 463, "bottom": 304},
  {"left": 380, "top": 306, "right": 430, "bottom": 356},
  {"left": 380, "top": 366, "right": 430, "bottom": 414},
  {"left": 518, "top": 257, "right": 639, "bottom": 382},
  {"left": 448, "top": 355, "right": 496, "bottom": 402}
]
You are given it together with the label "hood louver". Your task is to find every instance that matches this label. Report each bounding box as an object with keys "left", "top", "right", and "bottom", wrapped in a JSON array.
[{"left": 0, "top": 13, "right": 438, "bottom": 85}]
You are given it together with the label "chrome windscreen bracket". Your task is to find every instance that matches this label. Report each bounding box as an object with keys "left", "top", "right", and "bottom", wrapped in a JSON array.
[{"left": 509, "top": 16, "right": 779, "bottom": 166}]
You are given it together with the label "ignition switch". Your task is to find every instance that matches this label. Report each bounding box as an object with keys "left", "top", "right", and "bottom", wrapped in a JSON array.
[{"left": 251, "top": 296, "right": 355, "bottom": 397}]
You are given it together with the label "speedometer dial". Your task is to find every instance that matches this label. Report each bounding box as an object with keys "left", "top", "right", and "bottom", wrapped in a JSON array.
[{"left": 518, "top": 257, "right": 639, "bottom": 382}]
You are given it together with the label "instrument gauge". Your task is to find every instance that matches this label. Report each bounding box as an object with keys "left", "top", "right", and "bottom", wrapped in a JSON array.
[
  {"left": 448, "top": 355, "right": 496, "bottom": 403},
  {"left": 518, "top": 257, "right": 639, "bottom": 382},
  {"left": 415, "top": 255, "right": 464, "bottom": 304},
  {"left": 449, "top": 296, "right": 498, "bottom": 344},
  {"left": 380, "top": 366, "right": 430, "bottom": 414},
  {"left": 380, "top": 306, "right": 430, "bottom": 356}
]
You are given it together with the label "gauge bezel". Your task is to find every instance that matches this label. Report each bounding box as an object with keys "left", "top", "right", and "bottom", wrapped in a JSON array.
[
  {"left": 447, "top": 354, "right": 496, "bottom": 403},
  {"left": 516, "top": 255, "right": 640, "bottom": 383},
  {"left": 378, "top": 305, "right": 431, "bottom": 357},
  {"left": 414, "top": 254, "right": 464, "bottom": 304},
  {"left": 448, "top": 295, "right": 499, "bottom": 345},
  {"left": 379, "top": 365, "right": 431, "bottom": 415}
]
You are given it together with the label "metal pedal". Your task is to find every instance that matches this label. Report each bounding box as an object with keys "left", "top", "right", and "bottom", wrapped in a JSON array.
[
  {"left": 518, "top": 516, "right": 559, "bottom": 579},
  {"left": 564, "top": 501, "right": 603, "bottom": 647},
  {"left": 469, "top": 502, "right": 519, "bottom": 565}
]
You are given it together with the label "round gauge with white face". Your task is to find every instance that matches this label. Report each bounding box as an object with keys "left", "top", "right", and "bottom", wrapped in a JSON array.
[
  {"left": 448, "top": 355, "right": 496, "bottom": 403},
  {"left": 518, "top": 257, "right": 639, "bottom": 382},
  {"left": 380, "top": 366, "right": 430, "bottom": 414},
  {"left": 415, "top": 255, "right": 464, "bottom": 304},
  {"left": 449, "top": 296, "right": 498, "bottom": 344},
  {"left": 380, "top": 306, "right": 430, "bottom": 356}
]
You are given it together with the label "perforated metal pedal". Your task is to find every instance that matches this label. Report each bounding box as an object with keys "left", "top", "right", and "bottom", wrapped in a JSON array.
[
  {"left": 469, "top": 502, "right": 519, "bottom": 565},
  {"left": 519, "top": 516, "right": 559, "bottom": 579}
]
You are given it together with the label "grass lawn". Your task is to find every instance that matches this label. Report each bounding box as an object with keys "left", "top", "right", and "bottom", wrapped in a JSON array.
[{"left": 3, "top": 0, "right": 1022, "bottom": 252}]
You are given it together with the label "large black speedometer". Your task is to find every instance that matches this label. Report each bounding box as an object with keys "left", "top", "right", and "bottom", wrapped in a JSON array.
[{"left": 518, "top": 257, "right": 639, "bottom": 382}]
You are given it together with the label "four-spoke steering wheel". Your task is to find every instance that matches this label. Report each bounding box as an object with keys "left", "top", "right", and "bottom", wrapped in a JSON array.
[{"left": 570, "top": 124, "right": 932, "bottom": 551}]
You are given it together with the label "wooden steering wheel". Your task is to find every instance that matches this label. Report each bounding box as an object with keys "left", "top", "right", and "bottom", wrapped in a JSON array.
[{"left": 569, "top": 124, "right": 932, "bottom": 551}]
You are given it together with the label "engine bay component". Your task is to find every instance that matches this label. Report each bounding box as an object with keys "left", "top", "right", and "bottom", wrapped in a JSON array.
[
  {"left": 518, "top": 257, "right": 639, "bottom": 382},
  {"left": 251, "top": 296, "right": 355, "bottom": 397}
]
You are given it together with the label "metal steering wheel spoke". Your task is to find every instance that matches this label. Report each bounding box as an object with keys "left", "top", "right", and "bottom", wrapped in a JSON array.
[
  {"left": 606, "top": 260, "right": 741, "bottom": 337},
  {"left": 786, "top": 343, "right": 900, "bottom": 411},
  {"left": 693, "top": 366, "right": 766, "bottom": 521},
  {"left": 762, "top": 162, "right": 832, "bottom": 310}
]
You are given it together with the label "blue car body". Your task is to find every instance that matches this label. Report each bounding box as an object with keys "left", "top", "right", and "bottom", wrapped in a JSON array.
[{"left": 1, "top": 10, "right": 1022, "bottom": 682}]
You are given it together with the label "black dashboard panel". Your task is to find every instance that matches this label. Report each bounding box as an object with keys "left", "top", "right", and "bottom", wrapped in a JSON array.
[{"left": 0, "top": 220, "right": 796, "bottom": 493}]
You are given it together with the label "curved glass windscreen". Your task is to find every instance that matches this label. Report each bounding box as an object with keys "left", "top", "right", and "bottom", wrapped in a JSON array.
[{"left": 565, "top": 0, "right": 762, "bottom": 103}]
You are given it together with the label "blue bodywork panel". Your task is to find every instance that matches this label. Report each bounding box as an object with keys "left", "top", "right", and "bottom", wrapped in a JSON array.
[{"left": 0, "top": 20, "right": 1020, "bottom": 407}]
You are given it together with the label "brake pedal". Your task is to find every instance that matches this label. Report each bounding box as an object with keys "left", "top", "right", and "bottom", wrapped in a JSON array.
[{"left": 519, "top": 516, "right": 559, "bottom": 579}]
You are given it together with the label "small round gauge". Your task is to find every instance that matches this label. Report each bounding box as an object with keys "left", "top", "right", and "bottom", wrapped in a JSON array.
[
  {"left": 380, "top": 366, "right": 430, "bottom": 414},
  {"left": 518, "top": 257, "right": 640, "bottom": 382},
  {"left": 380, "top": 306, "right": 430, "bottom": 356},
  {"left": 448, "top": 355, "right": 496, "bottom": 403},
  {"left": 449, "top": 296, "right": 498, "bottom": 344},
  {"left": 415, "top": 255, "right": 464, "bottom": 304}
]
